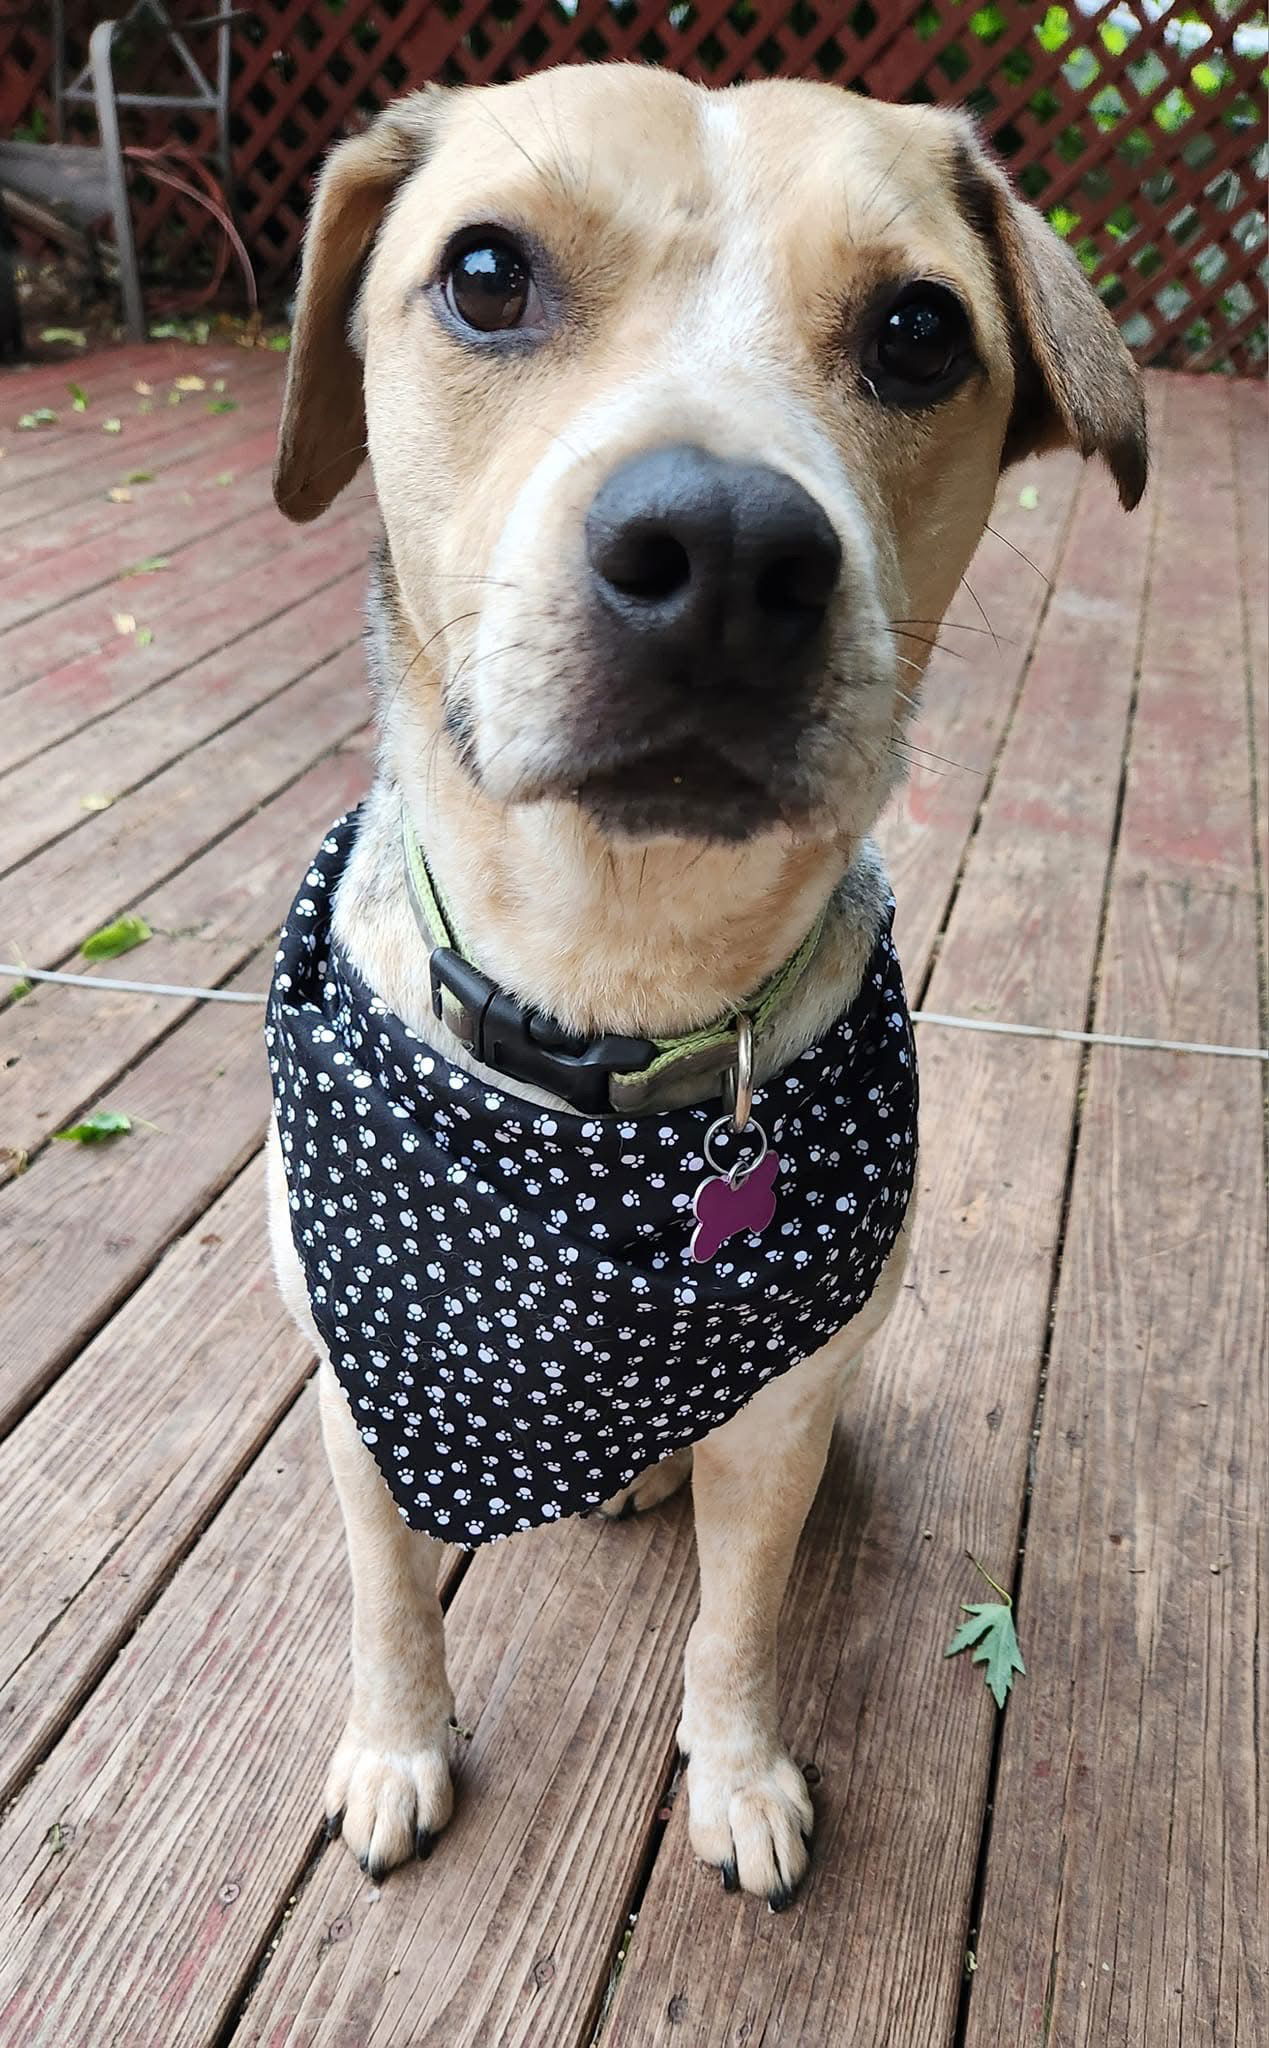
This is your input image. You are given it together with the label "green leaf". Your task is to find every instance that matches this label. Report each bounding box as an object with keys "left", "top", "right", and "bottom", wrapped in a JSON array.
[
  {"left": 1018, "top": 484, "right": 1040, "bottom": 510},
  {"left": 945, "top": 1558, "right": 1026, "bottom": 1709},
  {"left": 80, "top": 913, "right": 152, "bottom": 961},
  {"left": 124, "top": 555, "right": 170, "bottom": 577},
  {"left": 17, "top": 408, "right": 57, "bottom": 428},
  {"left": 135, "top": 626, "right": 154, "bottom": 648},
  {"left": 266, "top": 333, "right": 290, "bottom": 351},
  {"left": 125, "top": 469, "right": 155, "bottom": 485},
  {"left": 68, "top": 382, "right": 88, "bottom": 411},
  {"left": 206, "top": 398, "right": 237, "bottom": 414},
  {"left": 8, "top": 976, "right": 32, "bottom": 999},
  {"left": 102, "top": 416, "right": 123, "bottom": 434},
  {"left": 40, "top": 326, "right": 87, "bottom": 346},
  {"left": 53, "top": 1109, "right": 133, "bottom": 1144}
]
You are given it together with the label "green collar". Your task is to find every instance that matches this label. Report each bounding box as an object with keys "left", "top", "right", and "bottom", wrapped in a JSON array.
[{"left": 401, "top": 803, "right": 830, "bottom": 1116}]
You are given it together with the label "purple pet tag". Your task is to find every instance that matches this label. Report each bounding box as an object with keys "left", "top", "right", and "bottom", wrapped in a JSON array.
[{"left": 690, "top": 1115, "right": 781, "bottom": 1264}]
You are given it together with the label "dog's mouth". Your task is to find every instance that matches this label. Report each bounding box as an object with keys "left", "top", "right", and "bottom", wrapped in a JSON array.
[{"left": 570, "top": 739, "right": 789, "bottom": 841}]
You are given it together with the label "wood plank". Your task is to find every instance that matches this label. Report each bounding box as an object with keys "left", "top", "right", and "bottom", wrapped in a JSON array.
[
  {"left": 0, "top": 352, "right": 280, "bottom": 527},
  {"left": 0, "top": 343, "right": 250, "bottom": 465},
  {"left": 880, "top": 448, "right": 1082, "bottom": 987},
  {"left": 0, "top": 456, "right": 1087, "bottom": 2048},
  {"left": 963, "top": 375, "right": 1267, "bottom": 2048},
  {"left": 0, "top": 505, "right": 368, "bottom": 774},
  {"left": 0, "top": 736, "right": 370, "bottom": 1169},
  {"left": 0, "top": 492, "right": 367, "bottom": 697},
  {"left": 0, "top": 1159, "right": 317, "bottom": 1804},
  {"left": 0, "top": 1371, "right": 639, "bottom": 2048},
  {"left": 0, "top": 364, "right": 282, "bottom": 548},
  {"left": 0, "top": 565, "right": 365, "bottom": 873},
  {"left": 0, "top": 640, "right": 365, "bottom": 973},
  {"left": 1230, "top": 376, "right": 1266, "bottom": 973},
  {"left": 601, "top": 444, "right": 1160, "bottom": 2045},
  {"left": 0, "top": 951, "right": 269, "bottom": 1430},
  {"left": 0, "top": 424, "right": 284, "bottom": 633}
]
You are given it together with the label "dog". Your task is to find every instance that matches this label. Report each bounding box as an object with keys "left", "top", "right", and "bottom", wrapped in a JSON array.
[{"left": 265, "top": 61, "right": 1146, "bottom": 1909}]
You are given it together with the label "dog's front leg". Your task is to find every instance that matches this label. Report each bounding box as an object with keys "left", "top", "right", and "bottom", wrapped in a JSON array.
[
  {"left": 679, "top": 1347, "right": 842, "bottom": 1908},
  {"left": 319, "top": 1360, "right": 456, "bottom": 1878}
]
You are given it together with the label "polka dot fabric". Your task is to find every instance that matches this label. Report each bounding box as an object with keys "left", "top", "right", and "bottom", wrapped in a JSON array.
[{"left": 267, "top": 811, "right": 919, "bottom": 1545}]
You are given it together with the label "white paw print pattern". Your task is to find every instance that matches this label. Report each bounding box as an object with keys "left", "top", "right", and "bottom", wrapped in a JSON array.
[{"left": 267, "top": 811, "right": 918, "bottom": 1547}]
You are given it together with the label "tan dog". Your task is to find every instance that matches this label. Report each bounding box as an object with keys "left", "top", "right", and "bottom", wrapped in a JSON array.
[{"left": 267, "top": 63, "right": 1145, "bottom": 1908}]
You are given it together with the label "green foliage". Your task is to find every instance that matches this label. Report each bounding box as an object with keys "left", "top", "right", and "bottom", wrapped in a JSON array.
[
  {"left": 53, "top": 1110, "right": 133, "bottom": 1144},
  {"left": 80, "top": 914, "right": 152, "bottom": 961},
  {"left": 945, "top": 1556, "right": 1026, "bottom": 1709}
]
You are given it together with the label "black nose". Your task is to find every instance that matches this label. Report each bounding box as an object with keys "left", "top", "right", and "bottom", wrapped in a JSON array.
[{"left": 585, "top": 444, "right": 841, "bottom": 685}]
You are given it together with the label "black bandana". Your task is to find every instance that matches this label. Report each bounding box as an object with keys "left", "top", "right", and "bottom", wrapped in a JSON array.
[{"left": 267, "top": 811, "right": 918, "bottom": 1545}]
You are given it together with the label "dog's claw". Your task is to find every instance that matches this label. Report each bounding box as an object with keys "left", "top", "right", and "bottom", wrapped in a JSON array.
[
  {"left": 325, "top": 1811, "right": 344, "bottom": 1841},
  {"left": 767, "top": 1882, "right": 796, "bottom": 1914},
  {"left": 721, "top": 1858, "right": 739, "bottom": 1893},
  {"left": 415, "top": 1827, "right": 434, "bottom": 1862}
]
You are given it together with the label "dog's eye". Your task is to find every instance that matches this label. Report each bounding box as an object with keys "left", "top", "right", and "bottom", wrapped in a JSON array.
[
  {"left": 444, "top": 236, "right": 532, "bottom": 333},
  {"left": 865, "top": 285, "right": 973, "bottom": 403}
]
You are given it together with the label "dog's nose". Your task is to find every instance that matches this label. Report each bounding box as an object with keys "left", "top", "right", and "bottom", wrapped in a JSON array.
[{"left": 585, "top": 444, "right": 841, "bottom": 682}]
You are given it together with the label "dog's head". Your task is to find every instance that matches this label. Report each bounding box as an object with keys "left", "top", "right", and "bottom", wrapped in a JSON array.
[{"left": 276, "top": 66, "right": 1145, "bottom": 849}]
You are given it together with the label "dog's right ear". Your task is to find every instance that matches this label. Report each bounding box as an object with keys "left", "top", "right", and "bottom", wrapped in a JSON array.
[{"left": 274, "top": 90, "right": 447, "bottom": 523}]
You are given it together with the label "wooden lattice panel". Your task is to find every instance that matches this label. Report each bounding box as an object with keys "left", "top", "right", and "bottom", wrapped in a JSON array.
[{"left": 2, "top": 1, "right": 1265, "bottom": 370}]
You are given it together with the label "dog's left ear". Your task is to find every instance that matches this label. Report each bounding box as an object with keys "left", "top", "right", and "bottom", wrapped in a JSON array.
[
  {"left": 952, "top": 123, "right": 1148, "bottom": 510},
  {"left": 275, "top": 89, "right": 448, "bottom": 523}
]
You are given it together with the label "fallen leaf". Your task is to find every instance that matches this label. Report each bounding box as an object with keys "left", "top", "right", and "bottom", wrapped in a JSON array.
[
  {"left": 53, "top": 1109, "right": 133, "bottom": 1144},
  {"left": 7, "top": 977, "right": 32, "bottom": 999},
  {"left": 944, "top": 1556, "right": 1026, "bottom": 1709},
  {"left": 108, "top": 486, "right": 132, "bottom": 503},
  {"left": 80, "top": 793, "right": 114, "bottom": 812},
  {"left": 112, "top": 612, "right": 137, "bottom": 635},
  {"left": 81, "top": 913, "right": 152, "bottom": 961},
  {"left": 126, "top": 469, "right": 155, "bottom": 484},
  {"left": 167, "top": 390, "right": 183, "bottom": 406},
  {"left": 135, "top": 626, "right": 154, "bottom": 648},
  {"left": 213, "top": 376, "right": 227, "bottom": 392},
  {"left": 18, "top": 408, "right": 57, "bottom": 428},
  {"left": 0, "top": 1147, "right": 29, "bottom": 1183},
  {"left": 124, "top": 555, "right": 170, "bottom": 577},
  {"left": 102, "top": 417, "right": 122, "bottom": 434},
  {"left": 68, "top": 382, "right": 88, "bottom": 411},
  {"left": 214, "top": 471, "right": 235, "bottom": 487},
  {"left": 41, "top": 326, "right": 87, "bottom": 346},
  {"left": 175, "top": 374, "right": 206, "bottom": 391},
  {"left": 207, "top": 398, "right": 237, "bottom": 414},
  {"left": 137, "top": 400, "right": 154, "bottom": 415},
  {"left": 1018, "top": 484, "right": 1040, "bottom": 510},
  {"left": 266, "top": 333, "right": 290, "bottom": 351},
  {"left": 133, "top": 379, "right": 153, "bottom": 396}
]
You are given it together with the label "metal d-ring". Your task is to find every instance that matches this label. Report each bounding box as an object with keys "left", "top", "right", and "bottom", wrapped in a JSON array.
[{"left": 730, "top": 1011, "right": 754, "bottom": 1133}]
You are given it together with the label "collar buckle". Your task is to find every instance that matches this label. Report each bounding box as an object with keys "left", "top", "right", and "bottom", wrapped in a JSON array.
[{"left": 430, "top": 947, "right": 656, "bottom": 1115}]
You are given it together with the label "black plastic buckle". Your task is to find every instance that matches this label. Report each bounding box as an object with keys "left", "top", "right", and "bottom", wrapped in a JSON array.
[{"left": 429, "top": 947, "right": 656, "bottom": 1115}]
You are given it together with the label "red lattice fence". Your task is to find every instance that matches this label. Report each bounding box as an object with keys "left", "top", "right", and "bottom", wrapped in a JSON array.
[{"left": 3, "top": 1, "right": 1266, "bottom": 369}]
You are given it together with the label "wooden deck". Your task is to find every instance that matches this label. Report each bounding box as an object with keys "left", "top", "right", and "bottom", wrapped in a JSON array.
[{"left": 0, "top": 346, "right": 1264, "bottom": 2048}]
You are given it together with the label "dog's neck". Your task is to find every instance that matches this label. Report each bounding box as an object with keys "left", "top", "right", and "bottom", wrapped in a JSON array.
[{"left": 331, "top": 550, "right": 887, "bottom": 1053}]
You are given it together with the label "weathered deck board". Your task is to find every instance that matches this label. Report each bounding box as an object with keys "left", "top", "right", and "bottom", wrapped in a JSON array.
[
  {"left": 0, "top": 343, "right": 249, "bottom": 467},
  {"left": 0, "top": 355, "right": 281, "bottom": 534},
  {"left": 0, "top": 567, "right": 365, "bottom": 874},
  {"left": 0, "top": 504, "right": 369, "bottom": 774},
  {"left": 0, "top": 738, "right": 369, "bottom": 1173},
  {"left": 881, "top": 447, "right": 1081, "bottom": 986},
  {"left": 603, "top": 447, "right": 1160, "bottom": 2045},
  {"left": 0, "top": 346, "right": 1261, "bottom": 2048},
  {"left": 0, "top": 427, "right": 287, "bottom": 634},
  {"left": 962, "top": 375, "right": 1268, "bottom": 2048},
  {"left": 0, "top": 643, "right": 364, "bottom": 971}
]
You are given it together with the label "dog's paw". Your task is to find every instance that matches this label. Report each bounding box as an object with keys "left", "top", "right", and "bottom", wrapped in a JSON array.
[
  {"left": 324, "top": 1723, "right": 455, "bottom": 1882},
  {"left": 685, "top": 1742, "right": 814, "bottom": 1909},
  {"left": 597, "top": 1446, "right": 692, "bottom": 1520}
]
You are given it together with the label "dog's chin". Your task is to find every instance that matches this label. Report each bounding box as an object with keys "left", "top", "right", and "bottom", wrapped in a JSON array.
[{"left": 578, "top": 749, "right": 784, "bottom": 842}]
